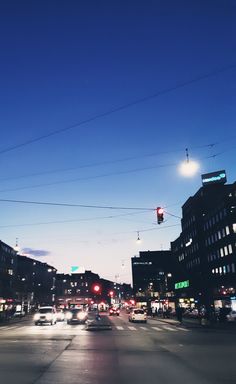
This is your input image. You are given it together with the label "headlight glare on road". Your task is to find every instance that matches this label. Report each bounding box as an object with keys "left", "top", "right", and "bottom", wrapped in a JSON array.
[
  {"left": 77, "top": 312, "right": 86, "bottom": 320},
  {"left": 66, "top": 312, "right": 72, "bottom": 320}
]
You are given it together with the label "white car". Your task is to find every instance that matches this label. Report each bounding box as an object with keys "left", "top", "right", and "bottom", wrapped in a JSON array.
[
  {"left": 129, "top": 308, "right": 147, "bottom": 323},
  {"left": 34, "top": 306, "right": 57, "bottom": 325},
  {"left": 226, "top": 310, "right": 236, "bottom": 322}
]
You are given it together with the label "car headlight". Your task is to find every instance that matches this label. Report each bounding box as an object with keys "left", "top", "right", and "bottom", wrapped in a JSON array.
[
  {"left": 46, "top": 313, "right": 53, "bottom": 320},
  {"left": 77, "top": 312, "right": 86, "bottom": 320},
  {"left": 66, "top": 312, "right": 72, "bottom": 320},
  {"left": 34, "top": 314, "right": 40, "bottom": 321}
]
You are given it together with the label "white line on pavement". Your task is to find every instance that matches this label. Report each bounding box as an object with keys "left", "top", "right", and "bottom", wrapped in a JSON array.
[
  {"left": 151, "top": 327, "right": 162, "bottom": 331},
  {"left": 162, "top": 326, "right": 177, "bottom": 331}
]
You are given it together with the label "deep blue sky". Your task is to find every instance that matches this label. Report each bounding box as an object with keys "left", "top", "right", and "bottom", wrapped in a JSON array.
[{"left": 0, "top": 1, "right": 235, "bottom": 284}]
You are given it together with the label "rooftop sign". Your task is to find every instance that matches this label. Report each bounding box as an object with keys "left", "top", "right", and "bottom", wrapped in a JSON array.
[
  {"left": 201, "top": 170, "right": 226, "bottom": 186},
  {"left": 175, "top": 280, "right": 189, "bottom": 289}
]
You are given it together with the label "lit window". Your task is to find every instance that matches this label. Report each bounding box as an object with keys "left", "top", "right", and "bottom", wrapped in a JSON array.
[
  {"left": 224, "top": 246, "right": 228, "bottom": 256},
  {"left": 8, "top": 269, "right": 13, "bottom": 275},
  {"left": 223, "top": 266, "right": 226, "bottom": 274},
  {"left": 220, "top": 248, "right": 224, "bottom": 257},
  {"left": 233, "top": 224, "right": 236, "bottom": 233},
  {"left": 218, "top": 231, "right": 221, "bottom": 239},
  {"left": 219, "top": 267, "right": 222, "bottom": 274},
  {"left": 222, "top": 228, "right": 226, "bottom": 237},
  {"left": 228, "top": 244, "right": 233, "bottom": 254},
  {"left": 212, "top": 269, "right": 215, "bottom": 274},
  {"left": 226, "top": 226, "right": 230, "bottom": 235},
  {"left": 215, "top": 268, "right": 218, "bottom": 274}
]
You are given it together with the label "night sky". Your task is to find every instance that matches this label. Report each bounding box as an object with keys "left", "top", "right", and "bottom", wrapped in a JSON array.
[{"left": 0, "top": 1, "right": 235, "bottom": 284}]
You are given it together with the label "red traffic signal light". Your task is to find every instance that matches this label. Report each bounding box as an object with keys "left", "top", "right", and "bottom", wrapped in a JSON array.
[
  {"left": 157, "top": 207, "right": 164, "bottom": 224},
  {"left": 92, "top": 284, "right": 101, "bottom": 294}
]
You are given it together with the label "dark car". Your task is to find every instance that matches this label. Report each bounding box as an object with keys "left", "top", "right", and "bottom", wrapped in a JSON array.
[
  {"left": 109, "top": 307, "right": 120, "bottom": 316},
  {"left": 65, "top": 308, "right": 88, "bottom": 324}
]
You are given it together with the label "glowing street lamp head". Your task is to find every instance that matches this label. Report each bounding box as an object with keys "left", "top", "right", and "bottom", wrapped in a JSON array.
[{"left": 179, "top": 159, "right": 200, "bottom": 177}]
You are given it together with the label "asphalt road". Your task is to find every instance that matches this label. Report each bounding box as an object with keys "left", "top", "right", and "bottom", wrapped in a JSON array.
[{"left": 0, "top": 310, "right": 235, "bottom": 384}]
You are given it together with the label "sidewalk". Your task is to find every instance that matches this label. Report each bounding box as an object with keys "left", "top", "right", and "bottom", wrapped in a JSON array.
[
  {"left": 0, "top": 314, "right": 31, "bottom": 327},
  {"left": 148, "top": 315, "right": 236, "bottom": 330}
]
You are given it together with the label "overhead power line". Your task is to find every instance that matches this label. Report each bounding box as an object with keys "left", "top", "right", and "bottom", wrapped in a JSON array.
[
  {"left": 0, "top": 152, "right": 221, "bottom": 194},
  {"left": 0, "top": 141, "right": 217, "bottom": 183},
  {"left": 0, "top": 198, "right": 154, "bottom": 211},
  {"left": 0, "top": 63, "right": 235, "bottom": 156},
  {"left": 0, "top": 210, "right": 150, "bottom": 228}
]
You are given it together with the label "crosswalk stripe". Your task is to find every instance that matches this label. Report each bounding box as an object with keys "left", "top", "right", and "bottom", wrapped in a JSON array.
[
  {"left": 116, "top": 326, "right": 124, "bottom": 330},
  {"left": 128, "top": 326, "right": 137, "bottom": 331},
  {"left": 162, "top": 326, "right": 177, "bottom": 331},
  {"left": 151, "top": 327, "right": 162, "bottom": 331},
  {"left": 140, "top": 327, "right": 148, "bottom": 331},
  {"left": 177, "top": 327, "right": 189, "bottom": 332}
]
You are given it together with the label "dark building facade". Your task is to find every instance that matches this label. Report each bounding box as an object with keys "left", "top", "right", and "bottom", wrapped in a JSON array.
[
  {"left": 56, "top": 271, "right": 132, "bottom": 308},
  {"left": 171, "top": 179, "right": 236, "bottom": 312},
  {"left": 0, "top": 241, "right": 18, "bottom": 299},
  {"left": 0, "top": 241, "right": 18, "bottom": 319},
  {"left": 131, "top": 250, "right": 176, "bottom": 307},
  {"left": 16, "top": 255, "right": 57, "bottom": 309}
]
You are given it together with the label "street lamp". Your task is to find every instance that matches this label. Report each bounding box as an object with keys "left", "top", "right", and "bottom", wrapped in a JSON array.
[{"left": 179, "top": 148, "right": 200, "bottom": 177}]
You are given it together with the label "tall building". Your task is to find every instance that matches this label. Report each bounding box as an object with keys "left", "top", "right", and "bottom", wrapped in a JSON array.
[
  {"left": 131, "top": 250, "right": 176, "bottom": 307},
  {"left": 0, "top": 241, "right": 18, "bottom": 319},
  {"left": 56, "top": 271, "right": 132, "bottom": 308},
  {"left": 16, "top": 255, "right": 57, "bottom": 309},
  {"left": 171, "top": 172, "right": 236, "bottom": 312}
]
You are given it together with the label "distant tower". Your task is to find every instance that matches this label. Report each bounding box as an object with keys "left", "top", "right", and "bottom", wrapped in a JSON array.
[{"left": 14, "top": 237, "right": 20, "bottom": 253}]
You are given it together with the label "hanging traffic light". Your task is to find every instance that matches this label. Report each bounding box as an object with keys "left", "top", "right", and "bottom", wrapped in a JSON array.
[
  {"left": 156, "top": 207, "right": 164, "bottom": 224},
  {"left": 92, "top": 284, "right": 101, "bottom": 294}
]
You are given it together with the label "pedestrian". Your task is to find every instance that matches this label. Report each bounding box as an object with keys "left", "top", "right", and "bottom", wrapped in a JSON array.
[
  {"left": 151, "top": 306, "right": 156, "bottom": 318},
  {"left": 176, "top": 305, "right": 183, "bottom": 324}
]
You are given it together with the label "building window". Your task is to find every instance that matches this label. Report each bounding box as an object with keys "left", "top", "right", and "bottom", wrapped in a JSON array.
[
  {"left": 226, "top": 226, "right": 230, "bottom": 235},
  {"left": 218, "top": 231, "right": 221, "bottom": 239},
  {"left": 233, "top": 224, "right": 236, "bottom": 233},
  {"left": 8, "top": 269, "right": 13, "bottom": 275},
  {"left": 220, "top": 248, "right": 224, "bottom": 257},
  {"left": 228, "top": 244, "right": 233, "bottom": 254},
  {"left": 224, "top": 246, "right": 228, "bottom": 256},
  {"left": 232, "top": 263, "right": 235, "bottom": 273}
]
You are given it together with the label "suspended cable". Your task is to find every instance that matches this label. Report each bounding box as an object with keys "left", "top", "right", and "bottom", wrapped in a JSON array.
[
  {"left": 0, "top": 63, "right": 235, "bottom": 155},
  {"left": 0, "top": 198, "right": 154, "bottom": 211},
  {"left": 0, "top": 152, "right": 221, "bottom": 194}
]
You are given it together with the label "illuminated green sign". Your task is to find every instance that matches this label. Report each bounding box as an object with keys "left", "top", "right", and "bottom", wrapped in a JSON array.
[{"left": 175, "top": 280, "right": 190, "bottom": 289}]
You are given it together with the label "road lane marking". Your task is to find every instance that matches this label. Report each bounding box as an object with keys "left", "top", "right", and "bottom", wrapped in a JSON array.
[
  {"left": 151, "top": 327, "right": 162, "bottom": 331},
  {"left": 128, "top": 326, "right": 137, "bottom": 330},
  {"left": 177, "top": 327, "right": 189, "bottom": 332},
  {"left": 116, "top": 326, "right": 124, "bottom": 330},
  {"left": 140, "top": 327, "right": 148, "bottom": 331},
  {"left": 162, "top": 326, "right": 177, "bottom": 331}
]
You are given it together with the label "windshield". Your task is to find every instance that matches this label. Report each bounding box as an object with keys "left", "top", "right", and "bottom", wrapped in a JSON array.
[{"left": 39, "top": 308, "right": 53, "bottom": 314}]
